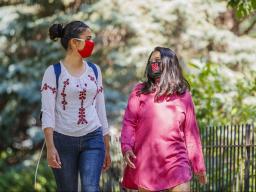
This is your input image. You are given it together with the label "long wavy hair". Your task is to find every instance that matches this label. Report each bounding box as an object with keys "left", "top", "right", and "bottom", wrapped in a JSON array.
[{"left": 140, "top": 47, "right": 190, "bottom": 99}]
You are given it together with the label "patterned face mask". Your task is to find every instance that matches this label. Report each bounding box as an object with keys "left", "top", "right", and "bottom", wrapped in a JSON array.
[{"left": 148, "top": 61, "right": 161, "bottom": 79}]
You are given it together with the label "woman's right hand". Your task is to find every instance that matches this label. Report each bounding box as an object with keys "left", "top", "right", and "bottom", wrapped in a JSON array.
[
  {"left": 196, "top": 171, "right": 207, "bottom": 185},
  {"left": 124, "top": 150, "right": 136, "bottom": 169},
  {"left": 47, "top": 146, "right": 62, "bottom": 169}
]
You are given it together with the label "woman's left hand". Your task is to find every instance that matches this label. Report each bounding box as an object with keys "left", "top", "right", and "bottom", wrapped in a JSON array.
[
  {"left": 102, "top": 151, "right": 111, "bottom": 171},
  {"left": 196, "top": 171, "right": 207, "bottom": 185}
]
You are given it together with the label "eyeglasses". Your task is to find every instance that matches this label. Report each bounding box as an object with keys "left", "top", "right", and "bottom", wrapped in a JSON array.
[
  {"left": 149, "top": 60, "right": 161, "bottom": 65},
  {"left": 74, "top": 35, "right": 94, "bottom": 42}
]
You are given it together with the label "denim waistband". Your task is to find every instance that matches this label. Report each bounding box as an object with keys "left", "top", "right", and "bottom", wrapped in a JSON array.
[{"left": 53, "top": 127, "right": 103, "bottom": 139}]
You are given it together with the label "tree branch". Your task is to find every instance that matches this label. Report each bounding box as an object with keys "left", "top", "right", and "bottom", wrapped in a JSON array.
[{"left": 239, "top": 16, "right": 256, "bottom": 35}]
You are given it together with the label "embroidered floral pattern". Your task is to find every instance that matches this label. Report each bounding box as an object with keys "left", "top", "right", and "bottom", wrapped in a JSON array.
[
  {"left": 88, "top": 74, "right": 104, "bottom": 103},
  {"left": 88, "top": 75, "right": 95, "bottom": 81},
  {"left": 88, "top": 74, "right": 98, "bottom": 102},
  {"left": 98, "top": 86, "right": 103, "bottom": 93},
  {"left": 41, "top": 83, "right": 56, "bottom": 94},
  {"left": 61, "top": 79, "right": 69, "bottom": 110},
  {"left": 78, "top": 89, "right": 88, "bottom": 125}
]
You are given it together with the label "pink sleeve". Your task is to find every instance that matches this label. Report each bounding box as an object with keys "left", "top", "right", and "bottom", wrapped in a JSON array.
[
  {"left": 184, "top": 92, "right": 206, "bottom": 174},
  {"left": 121, "top": 84, "right": 141, "bottom": 155}
]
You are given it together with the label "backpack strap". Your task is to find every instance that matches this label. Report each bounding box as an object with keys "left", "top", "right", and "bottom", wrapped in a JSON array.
[
  {"left": 53, "top": 61, "right": 98, "bottom": 88},
  {"left": 53, "top": 63, "right": 61, "bottom": 89},
  {"left": 87, "top": 61, "right": 98, "bottom": 81}
]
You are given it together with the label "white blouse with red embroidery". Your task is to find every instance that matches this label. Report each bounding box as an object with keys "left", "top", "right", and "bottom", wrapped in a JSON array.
[{"left": 41, "top": 61, "right": 109, "bottom": 136}]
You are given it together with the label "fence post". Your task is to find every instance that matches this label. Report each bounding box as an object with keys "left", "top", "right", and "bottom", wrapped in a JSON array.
[{"left": 244, "top": 124, "right": 251, "bottom": 192}]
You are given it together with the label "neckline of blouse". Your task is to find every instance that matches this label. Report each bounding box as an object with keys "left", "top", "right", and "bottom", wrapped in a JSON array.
[{"left": 59, "top": 60, "right": 89, "bottom": 79}]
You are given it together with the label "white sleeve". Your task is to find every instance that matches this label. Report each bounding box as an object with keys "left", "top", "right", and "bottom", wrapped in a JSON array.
[
  {"left": 41, "top": 66, "right": 56, "bottom": 130},
  {"left": 95, "top": 65, "right": 109, "bottom": 136}
]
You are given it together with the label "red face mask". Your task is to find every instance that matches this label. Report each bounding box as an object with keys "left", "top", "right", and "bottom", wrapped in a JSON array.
[
  {"left": 151, "top": 62, "right": 160, "bottom": 73},
  {"left": 78, "top": 40, "right": 95, "bottom": 58}
]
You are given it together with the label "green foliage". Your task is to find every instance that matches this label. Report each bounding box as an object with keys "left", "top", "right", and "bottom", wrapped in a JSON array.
[
  {"left": 0, "top": 149, "right": 55, "bottom": 192},
  {"left": 187, "top": 61, "right": 256, "bottom": 129},
  {"left": 0, "top": 0, "right": 256, "bottom": 191},
  {"left": 228, "top": 0, "right": 256, "bottom": 18}
]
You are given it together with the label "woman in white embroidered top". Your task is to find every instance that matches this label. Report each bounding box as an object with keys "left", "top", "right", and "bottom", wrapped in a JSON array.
[{"left": 41, "top": 21, "right": 111, "bottom": 192}]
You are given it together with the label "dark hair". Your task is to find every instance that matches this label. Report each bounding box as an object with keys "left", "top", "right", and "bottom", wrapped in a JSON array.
[
  {"left": 49, "top": 21, "right": 89, "bottom": 50},
  {"left": 140, "top": 47, "right": 190, "bottom": 99}
]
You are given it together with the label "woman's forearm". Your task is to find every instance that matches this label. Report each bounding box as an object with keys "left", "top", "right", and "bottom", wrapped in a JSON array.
[
  {"left": 104, "top": 134, "right": 110, "bottom": 152},
  {"left": 44, "top": 128, "right": 55, "bottom": 148}
]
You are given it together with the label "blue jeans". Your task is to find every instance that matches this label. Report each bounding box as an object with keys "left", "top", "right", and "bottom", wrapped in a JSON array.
[{"left": 52, "top": 128, "right": 105, "bottom": 192}]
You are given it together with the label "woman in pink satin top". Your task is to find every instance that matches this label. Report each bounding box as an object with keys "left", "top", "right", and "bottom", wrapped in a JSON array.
[{"left": 120, "top": 47, "right": 207, "bottom": 192}]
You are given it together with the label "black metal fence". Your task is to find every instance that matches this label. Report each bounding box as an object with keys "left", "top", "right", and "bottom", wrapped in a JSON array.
[
  {"left": 191, "top": 123, "right": 256, "bottom": 192},
  {"left": 100, "top": 123, "right": 256, "bottom": 191}
]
